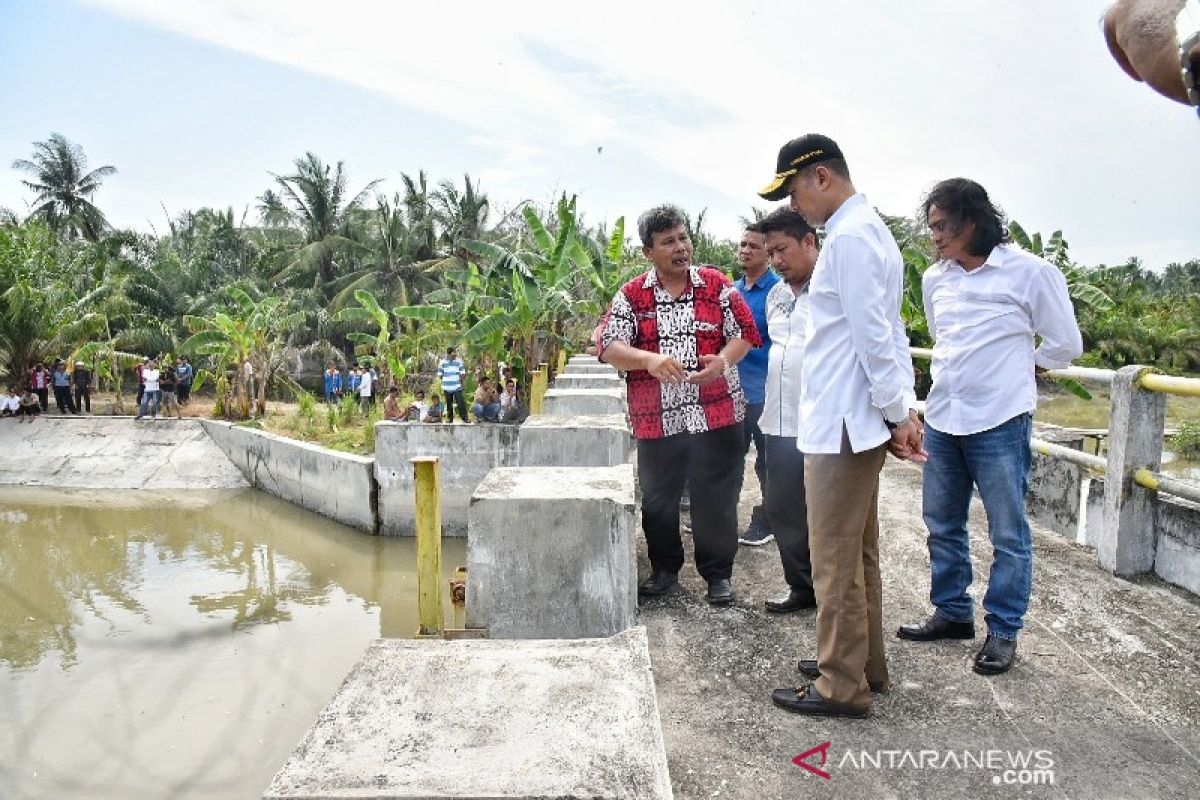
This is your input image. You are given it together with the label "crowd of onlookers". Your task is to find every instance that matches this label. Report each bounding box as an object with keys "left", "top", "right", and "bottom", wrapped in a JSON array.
[
  {"left": 322, "top": 346, "right": 527, "bottom": 425},
  {"left": 4, "top": 346, "right": 528, "bottom": 427}
]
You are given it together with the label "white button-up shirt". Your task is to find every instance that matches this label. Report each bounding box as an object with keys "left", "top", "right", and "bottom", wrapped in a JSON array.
[
  {"left": 760, "top": 280, "right": 809, "bottom": 438},
  {"left": 923, "top": 243, "right": 1083, "bottom": 436},
  {"left": 798, "top": 194, "right": 916, "bottom": 454}
]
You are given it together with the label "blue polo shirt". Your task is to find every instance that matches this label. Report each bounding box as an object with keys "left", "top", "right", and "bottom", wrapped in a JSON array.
[{"left": 733, "top": 269, "right": 779, "bottom": 405}]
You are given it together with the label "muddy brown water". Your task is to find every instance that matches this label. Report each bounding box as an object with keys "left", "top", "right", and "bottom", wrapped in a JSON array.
[{"left": 0, "top": 487, "right": 466, "bottom": 800}]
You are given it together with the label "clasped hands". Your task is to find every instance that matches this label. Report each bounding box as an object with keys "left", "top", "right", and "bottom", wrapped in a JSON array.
[
  {"left": 646, "top": 352, "right": 726, "bottom": 387},
  {"left": 888, "top": 410, "right": 928, "bottom": 464}
]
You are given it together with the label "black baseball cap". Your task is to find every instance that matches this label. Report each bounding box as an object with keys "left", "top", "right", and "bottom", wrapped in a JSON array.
[{"left": 758, "top": 134, "right": 845, "bottom": 201}]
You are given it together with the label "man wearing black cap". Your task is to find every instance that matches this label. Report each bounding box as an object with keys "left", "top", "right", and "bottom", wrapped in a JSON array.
[{"left": 759, "top": 134, "right": 924, "bottom": 718}]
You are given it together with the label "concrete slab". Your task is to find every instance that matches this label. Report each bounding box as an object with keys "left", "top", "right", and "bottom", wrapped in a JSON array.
[
  {"left": 467, "top": 464, "right": 638, "bottom": 639},
  {"left": 553, "top": 373, "right": 624, "bottom": 391},
  {"left": 543, "top": 387, "right": 626, "bottom": 416},
  {"left": 262, "top": 628, "right": 673, "bottom": 800},
  {"left": 0, "top": 416, "right": 247, "bottom": 489},
  {"left": 374, "top": 422, "right": 519, "bottom": 537},
  {"left": 202, "top": 421, "right": 377, "bottom": 533},
  {"left": 518, "top": 414, "right": 633, "bottom": 467},
  {"left": 568, "top": 354, "right": 599, "bottom": 364},
  {"left": 562, "top": 363, "right": 617, "bottom": 375}
]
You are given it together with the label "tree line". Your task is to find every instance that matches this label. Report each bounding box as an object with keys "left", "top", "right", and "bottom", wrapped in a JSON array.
[{"left": 2, "top": 133, "right": 1197, "bottom": 419}]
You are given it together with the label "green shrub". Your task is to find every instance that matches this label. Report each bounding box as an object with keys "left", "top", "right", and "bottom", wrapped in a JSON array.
[
  {"left": 337, "top": 394, "right": 357, "bottom": 426},
  {"left": 1173, "top": 421, "right": 1200, "bottom": 460},
  {"left": 297, "top": 391, "right": 316, "bottom": 421}
]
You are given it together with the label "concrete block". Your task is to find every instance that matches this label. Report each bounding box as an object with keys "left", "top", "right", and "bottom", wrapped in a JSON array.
[
  {"left": 562, "top": 363, "right": 617, "bottom": 375},
  {"left": 568, "top": 354, "right": 599, "bottom": 364},
  {"left": 1100, "top": 366, "right": 1166, "bottom": 576},
  {"left": 467, "top": 464, "right": 637, "bottom": 639},
  {"left": 518, "top": 414, "right": 633, "bottom": 467},
  {"left": 543, "top": 387, "right": 626, "bottom": 416},
  {"left": 0, "top": 416, "right": 247, "bottom": 490},
  {"left": 374, "top": 422, "right": 520, "bottom": 537},
  {"left": 202, "top": 421, "right": 376, "bottom": 533},
  {"left": 554, "top": 373, "right": 624, "bottom": 391},
  {"left": 1028, "top": 427, "right": 1087, "bottom": 540},
  {"left": 262, "top": 628, "right": 672, "bottom": 799}
]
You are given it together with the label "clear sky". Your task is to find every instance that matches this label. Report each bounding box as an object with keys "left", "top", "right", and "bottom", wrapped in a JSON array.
[{"left": 2, "top": 0, "right": 1197, "bottom": 269}]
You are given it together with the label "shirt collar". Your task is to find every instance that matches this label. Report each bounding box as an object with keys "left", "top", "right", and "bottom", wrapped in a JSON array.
[
  {"left": 643, "top": 266, "right": 703, "bottom": 289},
  {"left": 824, "top": 193, "right": 868, "bottom": 235},
  {"left": 949, "top": 244, "right": 1007, "bottom": 273},
  {"left": 737, "top": 268, "right": 780, "bottom": 291}
]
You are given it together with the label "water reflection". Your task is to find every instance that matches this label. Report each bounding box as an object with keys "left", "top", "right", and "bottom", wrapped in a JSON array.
[{"left": 0, "top": 487, "right": 465, "bottom": 799}]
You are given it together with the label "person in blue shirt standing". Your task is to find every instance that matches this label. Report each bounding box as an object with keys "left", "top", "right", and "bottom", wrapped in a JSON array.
[
  {"left": 438, "top": 347, "right": 469, "bottom": 423},
  {"left": 733, "top": 222, "right": 780, "bottom": 546},
  {"left": 323, "top": 364, "right": 342, "bottom": 403}
]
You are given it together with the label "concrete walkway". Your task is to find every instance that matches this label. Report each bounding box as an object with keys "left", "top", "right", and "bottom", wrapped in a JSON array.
[{"left": 643, "top": 458, "right": 1200, "bottom": 799}]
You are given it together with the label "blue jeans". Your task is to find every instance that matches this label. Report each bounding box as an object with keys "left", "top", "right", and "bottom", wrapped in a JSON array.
[
  {"left": 472, "top": 401, "right": 501, "bottom": 422},
  {"left": 922, "top": 413, "right": 1033, "bottom": 640},
  {"left": 137, "top": 390, "right": 161, "bottom": 418}
]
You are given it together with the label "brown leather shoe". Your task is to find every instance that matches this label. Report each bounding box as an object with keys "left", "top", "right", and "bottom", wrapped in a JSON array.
[
  {"left": 771, "top": 683, "right": 868, "bottom": 718},
  {"left": 796, "top": 660, "right": 887, "bottom": 693}
]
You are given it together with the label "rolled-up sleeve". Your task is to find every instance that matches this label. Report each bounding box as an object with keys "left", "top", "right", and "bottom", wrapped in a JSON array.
[{"left": 1029, "top": 263, "right": 1083, "bottom": 369}]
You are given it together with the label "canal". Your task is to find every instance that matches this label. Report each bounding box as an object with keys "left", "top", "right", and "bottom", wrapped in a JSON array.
[{"left": 0, "top": 487, "right": 466, "bottom": 800}]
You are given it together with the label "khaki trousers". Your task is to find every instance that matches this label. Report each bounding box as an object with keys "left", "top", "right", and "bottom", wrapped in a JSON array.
[{"left": 804, "top": 430, "right": 888, "bottom": 711}]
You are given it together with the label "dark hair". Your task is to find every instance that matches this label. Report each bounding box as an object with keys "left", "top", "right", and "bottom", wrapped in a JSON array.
[
  {"left": 743, "top": 221, "right": 764, "bottom": 235},
  {"left": 757, "top": 208, "right": 817, "bottom": 245},
  {"left": 637, "top": 204, "right": 688, "bottom": 247},
  {"left": 922, "top": 178, "right": 1009, "bottom": 257},
  {"left": 799, "top": 157, "right": 851, "bottom": 182}
]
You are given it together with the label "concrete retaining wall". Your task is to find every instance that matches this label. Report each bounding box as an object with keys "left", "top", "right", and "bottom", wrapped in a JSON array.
[
  {"left": 553, "top": 373, "right": 623, "bottom": 391},
  {"left": 201, "top": 421, "right": 377, "bottom": 533},
  {"left": 0, "top": 416, "right": 247, "bottom": 489},
  {"left": 374, "top": 422, "right": 519, "bottom": 537},
  {"left": 1154, "top": 496, "right": 1200, "bottom": 595}
]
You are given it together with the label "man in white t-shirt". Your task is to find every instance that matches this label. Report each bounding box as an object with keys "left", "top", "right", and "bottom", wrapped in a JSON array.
[
  {"left": 136, "top": 359, "right": 162, "bottom": 419},
  {"left": 358, "top": 366, "right": 374, "bottom": 415}
]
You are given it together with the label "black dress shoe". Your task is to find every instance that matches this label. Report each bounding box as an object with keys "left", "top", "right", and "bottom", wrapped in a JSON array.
[
  {"left": 705, "top": 578, "right": 734, "bottom": 606},
  {"left": 973, "top": 634, "right": 1017, "bottom": 675},
  {"left": 771, "top": 683, "right": 868, "bottom": 718},
  {"left": 896, "top": 612, "right": 975, "bottom": 641},
  {"left": 796, "top": 660, "right": 887, "bottom": 693},
  {"left": 638, "top": 570, "right": 678, "bottom": 597},
  {"left": 765, "top": 588, "right": 817, "bottom": 613}
]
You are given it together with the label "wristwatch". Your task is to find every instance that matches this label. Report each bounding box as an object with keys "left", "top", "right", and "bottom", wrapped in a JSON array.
[{"left": 1179, "top": 0, "right": 1200, "bottom": 114}]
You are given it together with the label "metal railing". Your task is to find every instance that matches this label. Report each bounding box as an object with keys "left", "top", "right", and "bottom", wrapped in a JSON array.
[{"left": 911, "top": 350, "right": 1200, "bottom": 506}]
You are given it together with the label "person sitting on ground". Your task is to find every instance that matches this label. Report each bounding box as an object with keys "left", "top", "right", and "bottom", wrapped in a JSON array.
[
  {"left": 404, "top": 404, "right": 422, "bottom": 422},
  {"left": 425, "top": 393, "right": 445, "bottom": 422},
  {"left": 19, "top": 390, "right": 41, "bottom": 423},
  {"left": 1, "top": 388, "right": 19, "bottom": 418},
  {"left": 471, "top": 376, "right": 501, "bottom": 422},
  {"left": 383, "top": 386, "right": 404, "bottom": 421},
  {"left": 159, "top": 366, "right": 183, "bottom": 419},
  {"left": 499, "top": 378, "right": 526, "bottom": 423},
  {"left": 412, "top": 389, "right": 430, "bottom": 421}
]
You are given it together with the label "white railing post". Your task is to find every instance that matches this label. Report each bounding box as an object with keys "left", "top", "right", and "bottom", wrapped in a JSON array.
[{"left": 1098, "top": 365, "right": 1167, "bottom": 577}]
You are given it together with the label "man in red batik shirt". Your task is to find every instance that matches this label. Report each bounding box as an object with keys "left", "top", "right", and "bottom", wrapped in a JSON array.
[{"left": 598, "top": 204, "right": 761, "bottom": 606}]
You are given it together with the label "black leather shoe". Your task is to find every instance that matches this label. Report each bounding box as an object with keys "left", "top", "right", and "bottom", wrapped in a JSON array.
[
  {"left": 765, "top": 589, "right": 817, "bottom": 613},
  {"left": 896, "top": 612, "right": 975, "bottom": 641},
  {"left": 637, "top": 570, "right": 678, "bottom": 597},
  {"left": 973, "top": 634, "right": 1017, "bottom": 675},
  {"left": 705, "top": 578, "right": 734, "bottom": 606},
  {"left": 771, "top": 683, "right": 868, "bottom": 718},
  {"left": 796, "top": 660, "right": 887, "bottom": 693}
]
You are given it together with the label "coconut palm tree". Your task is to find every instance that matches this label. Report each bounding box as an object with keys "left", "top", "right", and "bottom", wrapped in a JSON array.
[
  {"left": 12, "top": 133, "right": 116, "bottom": 242},
  {"left": 268, "top": 152, "right": 381, "bottom": 294}
]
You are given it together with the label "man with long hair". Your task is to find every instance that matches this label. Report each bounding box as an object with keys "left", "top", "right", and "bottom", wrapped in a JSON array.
[{"left": 897, "top": 178, "right": 1082, "bottom": 675}]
